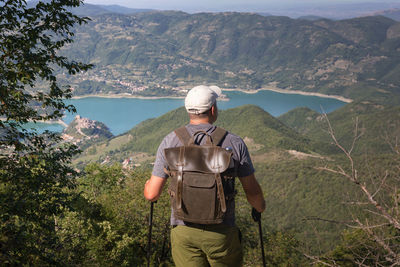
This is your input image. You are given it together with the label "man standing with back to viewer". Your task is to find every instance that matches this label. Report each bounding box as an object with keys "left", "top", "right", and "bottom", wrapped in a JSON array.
[{"left": 144, "top": 85, "right": 266, "bottom": 266}]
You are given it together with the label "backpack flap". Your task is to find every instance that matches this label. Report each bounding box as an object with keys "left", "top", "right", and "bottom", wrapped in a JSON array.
[{"left": 164, "top": 146, "right": 232, "bottom": 173}]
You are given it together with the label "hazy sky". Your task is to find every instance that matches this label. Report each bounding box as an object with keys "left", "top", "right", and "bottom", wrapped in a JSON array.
[{"left": 84, "top": 0, "right": 399, "bottom": 12}]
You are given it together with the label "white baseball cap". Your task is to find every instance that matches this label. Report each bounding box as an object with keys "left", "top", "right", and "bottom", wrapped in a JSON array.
[{"left": 185, "top": 85, "right": 222, "bottom": 114}]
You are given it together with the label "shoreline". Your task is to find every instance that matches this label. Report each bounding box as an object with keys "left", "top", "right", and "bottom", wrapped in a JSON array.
[
  {"left": 27, "top": 119, "right": 68, "bottom": 127},
  {"left": 0, "top": 118, "right": 68, "bottom": 127},
  {"left": 40, "top": 119, "right": 68, "bottom": 127},
  {"left": 71, "top": 88, "right": 352, "bottom": 103},
  {"left": 71, "top": 93, "right": 184, "bottom": 100},
  {"left": 223, "top": 87, "right": 353, "bottom": 103}
]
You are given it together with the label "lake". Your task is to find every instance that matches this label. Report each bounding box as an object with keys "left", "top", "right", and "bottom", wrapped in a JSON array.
[{"left": 34, "top": 90, "right": 346, "bottom": 135}]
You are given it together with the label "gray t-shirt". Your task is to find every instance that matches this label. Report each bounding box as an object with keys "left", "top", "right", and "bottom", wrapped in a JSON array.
[{"left": 152, "top": 123, "right": 255, "bottom": 226}]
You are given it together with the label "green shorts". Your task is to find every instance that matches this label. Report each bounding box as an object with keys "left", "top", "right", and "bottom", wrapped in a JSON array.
[{"left": 170, "top": 224, "right": 243, "bottom": 267}]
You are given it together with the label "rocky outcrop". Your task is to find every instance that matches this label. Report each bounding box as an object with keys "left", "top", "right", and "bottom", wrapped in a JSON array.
[{"left": 62, "top": 115, "right": 113, "bottom": 145}]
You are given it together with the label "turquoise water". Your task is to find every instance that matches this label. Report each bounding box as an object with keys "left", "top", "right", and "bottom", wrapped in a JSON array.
[{"left": 36, "top": 90, "right": 346, "bottom": 135}]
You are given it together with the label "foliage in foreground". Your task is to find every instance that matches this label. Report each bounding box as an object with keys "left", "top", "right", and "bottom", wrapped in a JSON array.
[
  {"left": 0, "top": 0, "right": 90, "bottom": 264},
  {"left": 0, "top": 135, "right": 80, "bottom": 264},
  {"left": 55, "top": 164, "right": 171, "bottom": 266},
  {"left": 53, "top": 163, "right": 309, "bottom": 266},
  {"left": 307, "top": 116, "right": 400, "bottom": 266}
]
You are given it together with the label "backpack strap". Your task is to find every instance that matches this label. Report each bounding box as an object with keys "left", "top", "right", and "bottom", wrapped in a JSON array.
[
  {"left": 176, "top": 146, "right": 185, "bottom": 210},
  {"left": 173, "top": 126, "right": 190, "bottom": 210},
  {"left": 211, "top": 127, "right": 227, "bottom": 146},
  {"left": 174, "top": 126, "right": 192, "bottom": 146},
  {"left": 215, "top": 173, "right": 227, "bottom": 212}
]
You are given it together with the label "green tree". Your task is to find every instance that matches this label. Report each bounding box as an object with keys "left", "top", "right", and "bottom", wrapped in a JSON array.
[
  {"left": 55, "top": 164, "right": 173, "bottom": 266},
  {"left": 0, "top": 0, "right": 91, "bottom": 264}
]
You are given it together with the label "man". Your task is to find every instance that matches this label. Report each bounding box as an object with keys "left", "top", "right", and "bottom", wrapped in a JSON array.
[{"left": 144, "top": 85, "right": 265, "bottom": 266}]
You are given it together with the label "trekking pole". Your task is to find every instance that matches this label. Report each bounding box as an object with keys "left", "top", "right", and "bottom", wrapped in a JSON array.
[
  {"left": 147, "top": 201, "right": 156, "bottom": 267},
  {"left": 160, "top": 222, "right": 170, "bottom": 262},
  {"left": 252, "top": 208, "right": 266, "bottom": 267}
]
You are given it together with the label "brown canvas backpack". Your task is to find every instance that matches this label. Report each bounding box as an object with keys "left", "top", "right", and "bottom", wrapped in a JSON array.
[{"left": 164, "top": 126, "right": 236, "bottom": 224}]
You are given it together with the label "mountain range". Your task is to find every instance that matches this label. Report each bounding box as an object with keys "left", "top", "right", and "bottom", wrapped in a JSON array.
[
  {"left": 71, "top": 4, "right": 153, "bottom": 16},
  {"left": 61, "top": 2, "right": 400, "bottom": 20},
  {"left": 28, "top": 1, "right": 400, "bottom": 20},
  {"left": 374, "top": 8, "right": 400, "bottom": 21},
  {"left": 56, "top": 10, "right": 400, "bottom": 104},
  {"left": 27, "top": 1, "right": 153, "bottom": 15},
  {"left": 265, "top": 2, "right": 400, "bottom": 20}
]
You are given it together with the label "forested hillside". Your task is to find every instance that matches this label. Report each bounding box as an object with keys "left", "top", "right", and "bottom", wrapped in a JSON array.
[
  {"left": 279, "top": 101, "right": 400, "bottom": 154},
  {"left": 55, "top": 11, "right": 400, "bottom": 102},
  {"left": 73, "top": 105, "right": 316, "bottom": 168},
  {"left": 375, "top": 8, "right": 400, "bottom": 21}
]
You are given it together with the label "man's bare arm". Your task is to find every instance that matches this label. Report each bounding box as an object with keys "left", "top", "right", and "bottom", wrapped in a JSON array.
[
  {"left": 239, "top": 174, "right": 266, "bottom": 212},
  {"left": 144, "top": 175, "right": 166, "bottom": 202}
]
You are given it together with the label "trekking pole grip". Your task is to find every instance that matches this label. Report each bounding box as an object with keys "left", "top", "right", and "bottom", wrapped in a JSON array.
[{"left": 252, "top": 207, "right": 261, "bottom": 222}]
